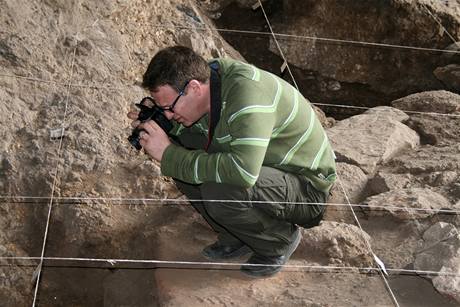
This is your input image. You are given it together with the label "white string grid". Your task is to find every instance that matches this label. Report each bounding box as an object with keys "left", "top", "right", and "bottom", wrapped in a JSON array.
[
  {"left": 29, "top": 43, "right": 78, "bottom": 307},
  {"left": 1, "top": 256, "right": 459, "bottom": 278},
  {"left": 1, "top": 196, "right": 460, "bottom": 215},
  {"left": 2, "top": 53, "right": 460, "bottom": 118},
  {"left": 151, "top": 24, "right": 460, "bottom": 54},
  {"left": 0, "top": 2, "right": 458, "bottom": 306}
]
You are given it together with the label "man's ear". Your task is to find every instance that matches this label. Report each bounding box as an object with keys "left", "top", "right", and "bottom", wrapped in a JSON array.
[{"left": 188, "top": 79, "right": 202, "bottom": 95}]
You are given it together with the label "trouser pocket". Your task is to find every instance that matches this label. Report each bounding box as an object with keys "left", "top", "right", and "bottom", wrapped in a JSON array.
[{"left": 282, "top": 173, "right": 327, "bottom": 228}]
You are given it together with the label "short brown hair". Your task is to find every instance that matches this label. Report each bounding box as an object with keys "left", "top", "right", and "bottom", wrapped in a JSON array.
[{"left": 142, "top": 46, "right": 210, "bottom": 91}]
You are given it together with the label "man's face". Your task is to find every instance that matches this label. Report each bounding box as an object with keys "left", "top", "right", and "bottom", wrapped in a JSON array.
[{"left": 150, "top": 83, "right": 202, "bottom": 127}]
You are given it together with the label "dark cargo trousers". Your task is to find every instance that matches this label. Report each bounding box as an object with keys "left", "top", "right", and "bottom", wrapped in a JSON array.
[{"left": 175, "top": 167, "right": 327, "bottom": 257}]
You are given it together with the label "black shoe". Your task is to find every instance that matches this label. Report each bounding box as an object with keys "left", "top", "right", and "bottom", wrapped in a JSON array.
[
  {"left": 202, "top": 241, "right": 252, "bottom": 260},
  {"left": 240, "top": 230, "right": 302, "bottom": 278}
]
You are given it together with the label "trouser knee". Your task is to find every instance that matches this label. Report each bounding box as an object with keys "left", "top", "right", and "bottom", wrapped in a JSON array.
[
  {"left": 200, "top": 182, "right": 249, "bottom": 201},
  {"left": 200, "top": 182, "right": 254, "bottom": 225}
]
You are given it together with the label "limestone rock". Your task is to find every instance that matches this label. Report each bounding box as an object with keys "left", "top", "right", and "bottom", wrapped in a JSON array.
[
  {"left": 404, "top": 114, "right": 460, "bottom": 145},
  {"left": 299, "top": 221, "right": 373, "bottom": 267},
  {"left": 363, "top": 106, "right": 409, "bottom": 122},
  {"left": 414, "top": 222, "right": 460, "bottom": 303},
  {"left": 381, "top": 144, "right": 460, "bottom": 203},
  {"left": 388, "top": 145, "right": 460, "bottom": 175},
  {"left": 434, "top": 64, "right": 460, "bottom": 92},
  {"left": 441, "top": 42, "right": 460, "bottom": 65},
  {"left": 362, "top": 188, "right": 452, "bottom": 220},
  {"left": 392, "top": 90, "right": 460, "bottom": 114},
  {"left": 367, "top": 171, "right": 413, "bottom": 195},
  {"left": 391, "top": 90, "right": 460, "bottom": 145},
  {"left": 327, "top": 112, "right": 420, "bottom": 174},
  {"left": 329, "top": 163, "right": 368, "bottom": 204},
  {"left": 424, "top": 171, "right": 459, "bottom": 187},
  {"left": 326, "top": 163, "right": 368, "bottom": 224}
]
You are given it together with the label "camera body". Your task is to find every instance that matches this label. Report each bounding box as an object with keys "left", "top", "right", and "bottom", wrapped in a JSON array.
[{"left": 128, "top": 97, "right": 173, "bottom": 150}]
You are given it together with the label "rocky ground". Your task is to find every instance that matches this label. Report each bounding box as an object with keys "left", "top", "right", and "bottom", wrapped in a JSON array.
[{"left": 1, "top": 0, "right": 460, "bottom": 306}]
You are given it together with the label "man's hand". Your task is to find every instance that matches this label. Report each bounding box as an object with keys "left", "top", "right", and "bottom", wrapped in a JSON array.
[{"left": 137, "top": 120, "right": 172, "bottom": 161}]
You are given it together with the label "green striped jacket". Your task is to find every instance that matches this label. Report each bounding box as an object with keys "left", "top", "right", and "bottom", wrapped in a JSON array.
[{"left": 161, "top": 58, "right": 336, "bottom": 193}]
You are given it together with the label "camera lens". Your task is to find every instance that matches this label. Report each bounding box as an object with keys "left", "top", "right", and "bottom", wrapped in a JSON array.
[{"left": 128, "top": 129, "right": 143, "bottom": 150}]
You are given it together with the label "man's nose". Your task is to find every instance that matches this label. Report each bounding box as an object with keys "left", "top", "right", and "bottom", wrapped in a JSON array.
[{"left": 165, "top": 111, "right": 174, "bottom": 120}]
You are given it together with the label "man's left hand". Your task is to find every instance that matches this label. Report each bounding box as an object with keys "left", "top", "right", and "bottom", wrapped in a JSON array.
[{"left": 138, "top": 120, "right": 171, "bottom": 161}]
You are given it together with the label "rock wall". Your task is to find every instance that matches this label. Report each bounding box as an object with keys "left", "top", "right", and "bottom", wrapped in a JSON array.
[{"left": 210, "top": 0, "right": 460, "bottom": 117}]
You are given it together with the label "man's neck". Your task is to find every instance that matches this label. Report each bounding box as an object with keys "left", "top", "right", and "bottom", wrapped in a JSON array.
[{"left": 203, "top": 82, "right": 211, "bottom": 115}]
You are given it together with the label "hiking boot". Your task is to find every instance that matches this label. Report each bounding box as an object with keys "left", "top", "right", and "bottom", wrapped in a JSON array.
[
  {"left": 240, "top": 229, "right": 301, "bottom": 278},
  {"left": 202, "top": 241, "right": 252, "bottom": 260}
]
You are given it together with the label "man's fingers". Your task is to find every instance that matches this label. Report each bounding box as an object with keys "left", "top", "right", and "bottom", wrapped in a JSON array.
[
  {"left": 139, "top": 131, "right": 148, "bottom": 140},
  {"left": 139, "top": 120, "right": 159, "bottom": 135},
  {"left": 127, "top": 111, "right": 139, "bottom": 119},
  {"left": 128, "top": 111, "right": 141, "bottom": 128},
  {"left": 131, "top": 120, "right": 141, "bottom": 128}
]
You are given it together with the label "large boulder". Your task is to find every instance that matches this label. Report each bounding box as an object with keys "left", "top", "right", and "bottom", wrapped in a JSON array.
[
  {"left": 367, "top": 171, "right": 414, "bottom": 195},
  {"left": 328, "top": 163, "right": 368, "bottom": 204},
  {"left": 298, "top": 221, "right": 373, "bottom": 267},
  {"left": 392, "top": 90, "right": 460, "bottom": 115},
  {"left": 362, "top": 188, "right": 452, "bottom": 220},
  {"left": 388, "top": 144, "right": 460, "bottom": 175},
  {"left": 434, "top": 64, "right": 460, "bottom": 92},
  {"left": 326, "top": 162, "right": 368, "bottom": 224},
  {"left": 414, "top": 222, "right": 460, "bottom": 303},
  {"left": 391, "top": 90, "right": 460, "bottom": 145},
  {"left": 363, "top": 106, "right": 410, "bottom": 122},
  {"left": 376, "top": 144, "right": 460, "bottom": 203},
  {"left": 327, "top": 111, "right": 420, "bottom": 174}
]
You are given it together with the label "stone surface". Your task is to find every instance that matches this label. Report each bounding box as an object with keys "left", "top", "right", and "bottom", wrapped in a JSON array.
[
  {"left": 0, "top": 0, "right": 242, "bottom": 200},
  {"left": 388, "top": 145, "right": 460, "bottom": 175},
  {"left": 434, "top": 64, "right": 460, "bottom": 92},
  {"left": 299, "top": 221, "right": 373, "bottom": 267},
  {"left": 404, "top": 114, "right": 460, "bottom": 145},
  {"left": 329, "top": 163, "right": 368, "bottom": 204},
  {"left": 392, "top": 90, "right": 460, "bottom": 114},
  {"left": 367, "top": 171, "right": 413, "bottom": 195},
  {"left": 379, "top": 144, "right": 460, "bottom": 203},
  {"left": 327, "top": 112, "right": 420, "bottom": 174},
  {"left": 212, "top": 0, "right": 460, "bottom": 116},
  {"left": 326, "top": 163, "right": 368, "bottom": 224},
  {"left": 362, "top": 188, "right": 452, "bottom": 220},
  {"left": 363, "top": 106, "right": 410, "bottom": 122},
  {"left": 391, "top": 90, "right": 460, "bottom": 146},
  {"left": 414, "top": 222, "right": 460, "bottom": 303}
]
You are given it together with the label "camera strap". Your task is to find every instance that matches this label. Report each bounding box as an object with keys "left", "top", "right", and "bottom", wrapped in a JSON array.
[{"left": 206, "top": 61, "right": 222, "bottom": 151}]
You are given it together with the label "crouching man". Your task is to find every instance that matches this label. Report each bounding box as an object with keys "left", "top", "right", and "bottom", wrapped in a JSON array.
[{"left": 128, "top": 46, "right": 336, "bottom": 277}]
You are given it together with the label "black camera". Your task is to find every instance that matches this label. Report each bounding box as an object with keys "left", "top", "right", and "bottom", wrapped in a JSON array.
[{"left": 128, "top": 97, "right": 173, "bottom": 150}]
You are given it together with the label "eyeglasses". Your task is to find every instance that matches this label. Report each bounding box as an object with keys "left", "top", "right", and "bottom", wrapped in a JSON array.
[{"left": 157, "top": 81, "right": 190, "bottom": 113}]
